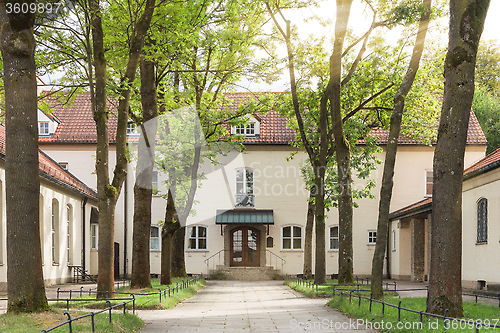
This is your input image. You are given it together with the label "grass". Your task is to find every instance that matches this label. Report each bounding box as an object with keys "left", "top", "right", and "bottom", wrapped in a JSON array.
[
  {"left": 286, "top": 280, "right": 500, "bottom": 332},
  {"left": 0, "top": 308, "right": 142, "bottom": 333},
  {"left": 54, "top": 278, "right": 206, "bottom": 310},
  {"left": 284, "top": 279, "right": 399, "bottom": 298}
]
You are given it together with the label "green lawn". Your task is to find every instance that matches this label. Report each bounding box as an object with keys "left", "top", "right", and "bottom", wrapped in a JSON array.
[
  {"left": 286, "top": 280, "right": 500, "bottom": 332},
  {"left": 54, "top": 278, "right": 206, "bottom": 310},
  {"left": 0, "top": 308, "right": 142, "bottom": 333}
]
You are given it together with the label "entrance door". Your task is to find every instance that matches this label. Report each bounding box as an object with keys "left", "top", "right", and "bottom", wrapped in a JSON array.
[{"left": 230, "top": 227, "right": 260, "bottom": 267}]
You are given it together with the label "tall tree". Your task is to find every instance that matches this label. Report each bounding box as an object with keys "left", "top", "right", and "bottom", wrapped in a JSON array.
[
  {"left": 267, "top": 0, "right": 392, "bottom": 284},
  {"left": 371, "top": 0, "right": 432, "bottom": 300},
  {"left": 130, "top": 57, "right": 158, "bottom": 289},
  {"left": 88, "top": 0, "right": 156, "bottom": 298},
  {"left": 426, "top": 0, "right": 490, "bottom": 317},
  {"left": 0, "top": 0, "right": 49, "bottom": 312}
]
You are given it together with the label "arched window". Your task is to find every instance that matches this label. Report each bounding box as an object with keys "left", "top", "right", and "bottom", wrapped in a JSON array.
[
  {"left": 67, "top": 204, "right": 73, "bottom": 264},
  {"left": 51, "top": 199, "right": 60, "bottom": 264},
  {"left": 477, "top": 198, "right": 488, "bottom": 244}
]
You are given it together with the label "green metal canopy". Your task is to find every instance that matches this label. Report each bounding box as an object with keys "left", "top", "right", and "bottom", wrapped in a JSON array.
[{"left": 215, "top": 209, "right": 274, "bottom": 224}]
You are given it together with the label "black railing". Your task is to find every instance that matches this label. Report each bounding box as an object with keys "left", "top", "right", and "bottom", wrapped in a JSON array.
[
  {"left": 40, "top": 277, "right": 199, "bottom": 333},
  {"left": 293, "top": 278, "right": 500, "bottom": 332}
]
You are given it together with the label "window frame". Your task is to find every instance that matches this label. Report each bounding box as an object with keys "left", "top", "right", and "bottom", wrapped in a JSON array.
[
  {"left": 281, "top": 225, "right": 303, "bottom": 251},
  {"left": 235, "top": 168, "right": 254, "bottom": 207},
  {"left": 150, "top": 226, "right": 161, "bottom": 251},
  {"left": 477, "top": 198, "right": 488, "bottom": 244},
  {"left": 392, "top": 230, "right": 396, "bottom": 252},
  {"left": 187, "top": 225, "right": 208, "bottom": 251},
  {"left": 425, "top": 170, "right": 433, "bottom": 197},
  {"left": 367, "top": 230, "right": 377, "bottom": 245},
  {"left": 329, "top": 225, "right": 339, "bottom": 251},
  {"left": 91, "top": 223, "right": 98, "bottom": 250},
  {"left": 51, "top": 199, "right": 60, "bottom": 264},
  {"left": 126, "top": 122, "right": 139, "bottom": 135},
  {"left": 39, "top": 121, "right": 50, "bottom": 135}
]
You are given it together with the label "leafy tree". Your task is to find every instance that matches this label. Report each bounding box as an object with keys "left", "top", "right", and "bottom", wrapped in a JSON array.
[
  {"left": 426, "top": 0, "right": 490, "bottom": 318},
  {"left": 0, "top": 0, "right": 49, "bottom": 312},
  {"left": 87, "top": 0, "right": 156, "bottom": 298},
  {"left": 371, "top": 0, "right": 432, "bottom": 300},
  {"left": 473, "top": 40, "right": 500, "bottom": 154},
  {"left": 472, "top": 87, "right": 500, "bottom": 154},
  {"left": 267, "top": 0, "right": 395, "bottom": 284}
]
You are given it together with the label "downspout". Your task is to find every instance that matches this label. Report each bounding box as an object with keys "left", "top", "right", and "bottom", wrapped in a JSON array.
[
  {"left": 82, "top": 197, "right": 88, "bottom": 275},
  {"left": 386, "top": 222, "right": 391, "bottom": 279},
  {"left": 123, "top": 145, "right": 128, "bottom": 279}
]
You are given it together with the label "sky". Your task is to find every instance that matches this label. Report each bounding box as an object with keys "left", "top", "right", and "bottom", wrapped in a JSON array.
[{"left": 239, "top": 0, "right": 500, "bottom": 92}]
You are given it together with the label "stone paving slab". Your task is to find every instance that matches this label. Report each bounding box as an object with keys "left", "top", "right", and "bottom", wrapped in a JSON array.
[{"left": 136, "top": 281, "right": 377, "bottom": 332}]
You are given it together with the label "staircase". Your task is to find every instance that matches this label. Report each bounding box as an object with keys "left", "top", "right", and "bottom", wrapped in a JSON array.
[
  {"left": 209, "top": 266, "right": 283, "bottom": 281},
  {"left": 69, "top": 265, "right": 97, "bottom": 283}
]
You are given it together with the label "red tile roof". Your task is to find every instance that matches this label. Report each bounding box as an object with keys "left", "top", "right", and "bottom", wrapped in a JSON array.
[
  {"left": 391, "top": 146, "right": 500, "bottom": 220},
  {"left": 389, "top": 197, "right": 432, "bottom": 221},
  {"left": 38, "top": 91, "right": 487, "bottom": 146},
  {"left": 39, "top": 92, "right": 117, "bottom": 144},
  {"left": 0, "top": 125, "right": 97, "bottom": 200},
  {"left": 463, "top": 146, "right": 500, "bottom": 178}
]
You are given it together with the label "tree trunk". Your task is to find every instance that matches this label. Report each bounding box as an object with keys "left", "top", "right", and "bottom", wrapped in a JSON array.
[
  {"left": 88, "top": 0, "right": 156, "bottom": 298},
  {"left": 161, "top": 190, "right": 178, "bottom": 285},
  {"left": 303, "top": 192, "right": 315, "bottom": 280},
  {"left": 331, "top": 0, "right": 354, "bottom": 285},
  {"left": 131, "top": 57, "right": 158, "bottom": 289},
  {"left": 371, "top": 0, "right": 432, "bottom": 300},
  {"left": 426, "top": 0, "right": 489, "bottom": 318},
  {"left": 1, "top": 4, "right": 49, "bottom": 312},
  {"left": 313, "top": 170, "right": 327, "bottom": 284},
  {"left": 172, "top": 227, "right": 187, "bottom": 277}
]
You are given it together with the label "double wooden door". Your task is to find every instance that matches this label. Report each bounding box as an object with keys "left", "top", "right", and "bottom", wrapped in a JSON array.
[{"left": 230, "top": 227, "right": 260, "bottom": 266}]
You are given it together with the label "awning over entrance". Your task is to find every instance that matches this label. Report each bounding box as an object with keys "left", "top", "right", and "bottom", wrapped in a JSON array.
[{"left": 215, "top": 209, "right": 274, "bottom": 225}]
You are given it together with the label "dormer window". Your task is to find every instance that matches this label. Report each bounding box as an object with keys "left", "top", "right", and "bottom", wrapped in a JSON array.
[
  {"left": 231, "top": 116, "right": 260, "bottom": 138},
  {"left": 127, "top": 122, "right": 140, "bottom": 135},
  {"left": 235, "top": 123, "right": 255, "bottom": 136},
  {"left": 39, "top": 122, "right": 50, "bottom": 135}
]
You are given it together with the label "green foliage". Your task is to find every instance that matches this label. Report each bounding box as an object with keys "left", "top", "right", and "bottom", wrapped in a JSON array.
[{"left": 472, "top": 87, "right": 500, "bottom": 154}]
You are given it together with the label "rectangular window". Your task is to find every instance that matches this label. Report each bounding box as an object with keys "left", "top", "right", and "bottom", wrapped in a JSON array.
[
  {"left": 282, "top": 226, "right": 302, "bottom": 250},
  {"left": 150, "top": 226, "right": 160, "bottom": 250},
  {"left": 392, "top": 230, "right": 396, "bottom": 251},
  {"left": 91, "top": 224, "right": 98, "bottom": 250},
  {"left": 127, "top": 122, "right": 139, "bottom": 135},
  {"left": 39, "top": 122, "right": 50, "bottom": 135},
  {"left": 235, "top": 169, "right": 254, "bottom": 207},
  {"left": 188, "top": 226, "right": 207, "bottom": 250},
  {"left": 329, "top": 226, "right": 339, "bottom": 250},
  {"left": 425, "top": 170, "right": 433, "bottom": 197},
  {"left": 152, "top": 170, "right": 158, "bottom": 192},
  {"left": 368, "top": 230, "right": 377, "bottom": 245},
  {"left": 234, "top": 123, "right": 255, "bottom": 136}
]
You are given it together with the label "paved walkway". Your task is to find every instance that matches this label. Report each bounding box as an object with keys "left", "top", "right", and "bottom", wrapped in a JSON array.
[{"left": 137, "top": 281, "right": 376, "bottom": 333}]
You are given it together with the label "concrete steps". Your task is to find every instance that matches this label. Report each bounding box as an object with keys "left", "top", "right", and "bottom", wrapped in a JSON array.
[{"left": 209, "top": 266, "right": 282, "bottom": 281}]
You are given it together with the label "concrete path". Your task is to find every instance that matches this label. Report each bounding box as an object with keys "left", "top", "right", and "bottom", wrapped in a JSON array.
[{"left": 136, "top": 281, "right": 377, "bottom": 333}]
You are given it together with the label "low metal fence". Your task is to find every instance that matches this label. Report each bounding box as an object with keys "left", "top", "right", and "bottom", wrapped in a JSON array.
[
  {"left": 39, "top": 277, "right": 199, "bottom": 332},
  {"left": 294, "top": 278, "right": 500, "bottom": 332}
]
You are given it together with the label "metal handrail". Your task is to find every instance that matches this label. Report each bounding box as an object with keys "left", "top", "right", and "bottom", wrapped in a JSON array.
[
  {"left": 204, "top": 249, "right": 286, "bottom": 274},
  {"left": 265, "top": 250, "right": 286, "bottom": 273}
]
